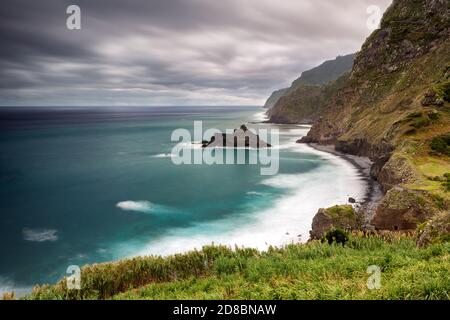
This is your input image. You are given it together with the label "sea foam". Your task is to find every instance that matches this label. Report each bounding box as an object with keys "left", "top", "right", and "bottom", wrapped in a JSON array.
[
  {"left": 116, "top": 200, "right": 153, "bottom": 212},
  {"left": 22, "top": 228, "right": 58, "bottom": 242},
  {"left": 119, "top": 140, "right": 366, "bottom": 258}
]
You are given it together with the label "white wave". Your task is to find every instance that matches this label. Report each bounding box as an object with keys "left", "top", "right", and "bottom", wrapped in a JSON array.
[
  {"left": 175, "top": 142, "right": 203, "bottom": 150},
  {"left": 116, "top": 143, "right": 366, "bottom": 258},
  {"left": 22, "top": 228, "right": 58, "bottom": 242},
  {"left": 246, "top": 191, "right": 266, "bottom": 196},
  {"left": 152, "top": 153, "right": 174, "bottom": 158},
  {"left": 116, "top": 200, "right": 153, "bottom": 212},
  {"left": 253, "top": 111, "right": 269, "bottom": 122}
]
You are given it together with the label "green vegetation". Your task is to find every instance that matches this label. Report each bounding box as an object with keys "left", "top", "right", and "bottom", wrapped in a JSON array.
[
  {"left": 434, "top": 79, "right": 450, "bottom": 102},
  {"left": 430, "top": 133, "right": 450, "bottom": 157},
  {"left": 443, "top": 173, "right": 450, "bottom": 192},
  {"left": 23, "top": 233, "right": 450, "bottom": 300},
  {"left": 324, "top": 205, "right": 355, "bottom": 220},
  {"left": 322, "top": 228, "right": 349, "bottom": 246}
]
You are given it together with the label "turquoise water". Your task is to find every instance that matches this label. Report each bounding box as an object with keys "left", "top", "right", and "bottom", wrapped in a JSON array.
[{"left": 0, "top": 106, "right": 365, "bottom": 294}]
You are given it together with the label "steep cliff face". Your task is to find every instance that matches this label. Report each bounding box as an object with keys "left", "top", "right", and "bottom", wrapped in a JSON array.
[
  {"left": 303, "top": 0, "right": 449, "bottom": 150},
  {"left": 264, "top": 88, "right": 289, "bottom": 109},
  {"left": 292, "top": 54, "right": 355, "bottom": 87},
  {"left": 299, "top": 0, "right": 450, "bottom": 233},
  {"left": 264, "top": 53, "right": 355, "bottom": 111},
  {"left": 268, "top": 75, "right": 350, "bottom": 123}
]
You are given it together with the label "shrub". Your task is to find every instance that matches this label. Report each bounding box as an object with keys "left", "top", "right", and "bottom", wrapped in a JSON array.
[
  {"left": 406, "top": 111, "right": 423, "bottom": 119},
  {"left": 323, "top": 228, "right": 349, "bottom": 246},
  {"left": 434, "top": 80, "right": 450, "bottom": 102},
  {"left": 430, "top": 133, "right": 450, "bottom": 156},
  {"left": 404, "top": 128, "right": 417, "bottom": 135},
  {"left": 443, "top": 173, "right": 450, "bottom": 192},
  {"left": 427, "top": 110, "right": 440, "bottom": 121},
  {"left": 411, "top": 118, "right": 430, "bottom": 129}
]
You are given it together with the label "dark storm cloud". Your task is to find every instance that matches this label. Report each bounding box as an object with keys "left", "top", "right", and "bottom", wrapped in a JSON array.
[{"left": 0, "top": 0, "right": 392, "bottom": 106}]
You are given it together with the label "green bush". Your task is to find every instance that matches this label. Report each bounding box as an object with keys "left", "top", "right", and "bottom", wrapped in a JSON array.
[
  {"left": 430, "top": 133, "right": 450, "bottom": 156},
  {"left": 443, "top": 173, "right": 450, "bottom": 192},
  {"left": 406, "top": 111, "right": 423, "bottom": 119},
  {"left": 323, "top": 228, "right": 349, "bottom": 246},
  {"left": 434, "top": 80, "right": 450, "bottom": 102},
  {"left": 411, "top": 118, "right": 431, "bottom": 129},
  {"left": 427, "top": 110, "right": 440, "bottom": 121}
]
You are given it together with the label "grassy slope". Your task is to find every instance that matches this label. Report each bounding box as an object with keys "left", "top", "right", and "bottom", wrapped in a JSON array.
[{"left": 26, "top": 233, "right": 450, "bottom": 300}]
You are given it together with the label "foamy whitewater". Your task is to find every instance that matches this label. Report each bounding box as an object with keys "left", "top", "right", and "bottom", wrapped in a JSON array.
[{"left": 116, "top": 118, "right": 366, "bottom": 258}]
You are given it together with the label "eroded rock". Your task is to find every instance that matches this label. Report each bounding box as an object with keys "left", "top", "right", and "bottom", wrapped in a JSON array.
[
  {"left": 371, "top": 187, "right": 436, "bottom": 230},
  {"left": 310, "top": 205, "right": 358, "bottom": 240}
]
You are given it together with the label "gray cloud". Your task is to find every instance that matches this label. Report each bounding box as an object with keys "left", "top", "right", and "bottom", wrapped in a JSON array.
[{"left": 0, "top": 0, "right": 392, "bottom": 106}]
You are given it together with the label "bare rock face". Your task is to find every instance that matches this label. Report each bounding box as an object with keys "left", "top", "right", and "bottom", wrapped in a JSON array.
[
  {"left": 377, "top": 154, "right": 419, "bottom": 193},
  {"left": 370, "top": 154, "right": 391, "bottom": 180},
  {"left": 371, "top": 187, "right": 436, "bottom": 230},
  {"left": 310, "top": 205, "right": 358, "bottom": 240},
  {"left": 417, "top": 211, "right": 450, "bottom": 247}
]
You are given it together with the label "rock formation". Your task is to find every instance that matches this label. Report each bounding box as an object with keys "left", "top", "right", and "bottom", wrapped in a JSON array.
[{"left": 202, "top": 125, "right": 271, "bottom": 149}]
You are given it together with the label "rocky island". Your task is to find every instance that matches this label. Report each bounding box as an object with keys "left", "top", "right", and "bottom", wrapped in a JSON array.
[{"left": 202, "top": 124, "right": 271, "bottom": 148}]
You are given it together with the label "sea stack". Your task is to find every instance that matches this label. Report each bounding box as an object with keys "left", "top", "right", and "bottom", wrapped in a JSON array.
[{"left": 202, "top": 125, "right": 271, "bottom": 149}]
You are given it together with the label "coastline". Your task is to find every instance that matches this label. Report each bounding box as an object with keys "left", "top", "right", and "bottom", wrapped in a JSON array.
[
  {"left": 259, "top": 112, "right": 381, "bottom": 225},
  {"left": 305, "top": 142, "right": 382, "bottom": 225}
]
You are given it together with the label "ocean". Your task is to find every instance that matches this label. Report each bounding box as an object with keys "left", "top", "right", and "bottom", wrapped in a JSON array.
[{"left": 0, "top": 106, "right": 366, "bottom": 295}]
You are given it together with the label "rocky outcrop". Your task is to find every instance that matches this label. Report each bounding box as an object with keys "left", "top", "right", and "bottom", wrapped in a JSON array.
[
  {"left": 377, "top": 154, "right": 419, "bottom": 193},
  {"left": 310, "top": 205, "right": 358, "bottom": 240},
  {"left": 371, "top": 187, "right": 436, "bottom": 231},
  {"left": 203, "top": 125, "right": 271, "bottom": 148}
]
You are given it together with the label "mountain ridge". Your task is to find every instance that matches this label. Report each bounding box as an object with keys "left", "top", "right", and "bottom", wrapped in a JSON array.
[{"left": 264, "top": 53, "right": 355, "bottom": 109}]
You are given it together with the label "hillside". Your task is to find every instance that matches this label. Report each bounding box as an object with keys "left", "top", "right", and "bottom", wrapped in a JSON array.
[
  {"left": 295, "top": 0, "right": 450, "bottom": 236},
  {"left": 264, "top": 54, "right": 355, "bottom": 109},
  {"left": 22, "top": 232, "right": 450, "bottom": 300}
]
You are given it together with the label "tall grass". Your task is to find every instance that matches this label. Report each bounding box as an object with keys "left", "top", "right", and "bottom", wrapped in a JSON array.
[{"left": 25, "top": 232, "right": 450, "bottom": 300}]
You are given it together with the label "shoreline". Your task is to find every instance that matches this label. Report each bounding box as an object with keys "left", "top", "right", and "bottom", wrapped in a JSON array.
[
  {"left": 305, "top": 142, "right": 382, "bottom": 225},
  {"left": 256, "top": 115, "right": 380, "bottom": 225}
]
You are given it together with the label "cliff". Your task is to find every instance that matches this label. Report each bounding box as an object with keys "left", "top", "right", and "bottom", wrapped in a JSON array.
[
  {"left": 264, "top": 53, "right": 355, "bottom": 110},
  {"left": 298, "top": 0, "right": 450, "bottom": 234},
  {"left": 264, "top": 88, "right": 289, "bottom": 109}
]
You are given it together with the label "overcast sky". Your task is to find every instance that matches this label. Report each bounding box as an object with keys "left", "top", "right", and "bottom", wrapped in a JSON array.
[{"left": 0, "top": 0, "right": 392, "bottom": 106}]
